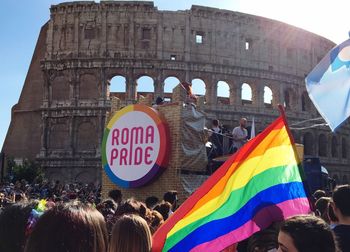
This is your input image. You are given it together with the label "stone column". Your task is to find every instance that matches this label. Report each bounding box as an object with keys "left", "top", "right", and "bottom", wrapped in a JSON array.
[
  {"left": 229, "top": 83, "right": 236, "bottom": 105},
  {"left": 271, "top": 86, "right": 278, "bottom": 107},
  {"left": 256, "top": 84, "right": 264, "bottom": 107},
  {"left": 99, "top": 68, "right": 107, "bottom": 106},
  {"left": 279, "top": 83, "right": 285, "bottom": 107},
  {"left": 251, "top": 82, "right": 263, "bottom": 107},
  {"left": 69, "top": 117, "right": 75, "bottom": 156},
  {"left": 212, "top": 80, "right": 218, "bottom": 105},
  {"left": 205, "top": 84, "right": 213, "bottom": 105},
  {"left": 43, "top": 71, "right": 50, "bottom": 108},
  {"left": 126, "top": 75, "right": 137, "bottom": 102},
  {"left": 100, "top": 11, "right": 107, "bottom": 56},
  {"left": 234, "top": 78, "right": 242, "bottom": 106},
  {"left": 39, "top": 116, "right": 48, "bottom": 157},
  {"left": 96, "top": 112, "right": 104, "bottom": 157},
  {"left": 154, "top": 79, "right": 164, "bottom": 98}
]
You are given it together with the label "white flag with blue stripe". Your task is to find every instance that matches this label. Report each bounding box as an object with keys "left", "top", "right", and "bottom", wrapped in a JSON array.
[{"left": 305, "top": 38, "right": 350, "bottom": 131}]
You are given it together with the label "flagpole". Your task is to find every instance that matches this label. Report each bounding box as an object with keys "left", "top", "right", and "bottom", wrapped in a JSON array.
[
  {"left": 277, "top": 104, "right": 298, "bottom": 154},
  {"left": 278, "top": 105, "right": 314, "bottom": 210}
]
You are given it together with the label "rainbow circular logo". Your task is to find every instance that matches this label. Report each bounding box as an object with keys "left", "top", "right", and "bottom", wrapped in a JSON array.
[{"left": 102, "top": 104, "right": 170, "bottom": 188}]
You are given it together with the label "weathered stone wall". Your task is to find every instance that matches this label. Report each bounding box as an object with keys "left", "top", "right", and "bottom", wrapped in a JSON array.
[
  {"left": 2, "top": 23, "right": 48, "bottom": 160},
  {"left": 3, "top": 1, "right": 349, "bottom": 184}
]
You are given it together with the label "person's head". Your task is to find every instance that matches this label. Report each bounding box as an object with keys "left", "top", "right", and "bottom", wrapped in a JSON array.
[
  {"left": 315, "top": 197, "right": 331, "bottom": 223},
  {"left": 109, "top": 214, "right": 152, "bottom": 252},
  {"left": 108, "top": 189, "right": 122, "bottom": 204},
  {"left": 332, "top": 184, "right": 350, "bottom": 221},
  {"left": 149, "top": 210, "right": 164, "bottom": 234},
  {"left": 278, "top": 215, "right": 338, "bottom": 252},
  {"left": 247, "top": 223, "right": 280, "bottom": 252},
  {"left": 97, "top": 199, "right": 118, "bottom": 217},
  {"left": 313, "top": 189, "right": 326, "bottom": 201},
  {"left": 212, "top": 119, "right": 219, "bottom": 127},
  {"left": 25, "top": 202, "right": 108, "bottom": 252},
  {"left": 240, "top": 118, "right": 247, "bottom": 128},
  {"left": 145, "top": 196, "right": 159, "bottom": 209},
  {"left": 115, "top": 198, "right": 148, "bottom": 219},
  {"left": 155, "top": 97, "right": 164, "bottom": 105},
  {"left": 327, "top": 202, "right": 339, "bottom": 224},
  {"left": 163, "top": 190, "right": 178, "bottom": 210},
  {"left": 154, "top": 201, "right": 172, "bottom": 221},
  {"left": 0, "top": 201, "right": 38, "bottom": 252}
]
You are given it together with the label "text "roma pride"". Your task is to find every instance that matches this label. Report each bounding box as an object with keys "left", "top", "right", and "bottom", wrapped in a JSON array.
[{"left": 109, "top": 126, "right": 155, "bottom": 166}]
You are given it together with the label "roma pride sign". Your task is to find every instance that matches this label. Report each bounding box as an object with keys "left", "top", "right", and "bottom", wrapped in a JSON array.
[{"left": 102, "top": 105, "right": 170, "bottom": 188}]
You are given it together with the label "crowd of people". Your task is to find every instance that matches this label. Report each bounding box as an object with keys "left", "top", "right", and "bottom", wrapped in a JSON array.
[{"left": 1, "top": 178, "right": 350, "bottom": 252}]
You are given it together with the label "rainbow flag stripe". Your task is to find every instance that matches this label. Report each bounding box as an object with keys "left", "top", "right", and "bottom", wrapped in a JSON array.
[{"left": 152, "top": 114, "right": 311, "bottom": 252}]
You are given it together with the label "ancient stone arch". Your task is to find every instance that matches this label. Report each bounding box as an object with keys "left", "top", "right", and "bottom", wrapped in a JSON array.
[
  {"left": 79, "top": 73, "right": 100, "bottom": 100},
  {"left": 318, "top": 134, "right": 327, "bottom": 157},
  {"left": 331, "top": 136, "right": 338, "bottom": 158},
  {"left": 76, "top": 120, "right": 98, "bottom": 152},
  {"left": 48, "top": 121, "right": 70, "bottom": 150},
  {"left": 303, "top": 132, "right": 314, "bottom": 156},
  {"left": 342, "top": 137, "right": 347, "bottom": 159},
  {"left": 51, "top": 74, "right": 69, "bottom": 102}
]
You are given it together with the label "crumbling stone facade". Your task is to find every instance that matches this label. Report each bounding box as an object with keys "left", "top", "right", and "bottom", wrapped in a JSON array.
[{"left": 2, "top": 1, "right": 349, "bottom": 183}]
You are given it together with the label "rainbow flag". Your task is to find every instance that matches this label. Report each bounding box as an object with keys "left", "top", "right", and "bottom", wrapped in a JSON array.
[{"left": 152, "top": 113, "right": 311, "bottom": 252}]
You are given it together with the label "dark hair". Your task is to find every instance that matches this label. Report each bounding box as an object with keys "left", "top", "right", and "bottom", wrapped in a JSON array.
[
  {"left": 115, "top": 198, "right": 147, "bottom": 219},
  {"left": 247, "top": 224, "right": 280, "bottom": 252},
  {"left": 315, "top": 197, "right": 331, "bottom": 223},
  {"left": 25, "top": 202, "right": 108, "bottom": 252},
  {"left": 108, "top": 189, "right": 122, "bottom": 204},
  {"left": 212, "top": 119, "right": 219, "bottom": 127},
  {"left": 280, "top": 215, "right": 338, "bottom": 252},
  {"left": 96, "top": 199, "right": 118, "bottom": 218},
  {"left": 109, "top": 214, "right": 152, "bottom": 252},
  {"left": 163, "top": 190, "right": 178, "bottom": 205},
  {"left": 155, "top": 97, "right": 164, "bottom": 105},
  {"left": 332, "top": 184, "right": 350, "bottom": 217},
  {"left": 154, "top": 201, "right": 172, "bottom": 221},
  {"left": 145, "top": 196, "right": 159, "bottom": 209},
  {"left": 149, "top": 210, "right": 164, "bottom": 234},
  {"left": 0, "top": 201, "right": 37, "bottom": 252}
]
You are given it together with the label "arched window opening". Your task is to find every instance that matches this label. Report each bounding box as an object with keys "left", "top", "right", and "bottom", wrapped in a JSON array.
[
  {"left": 303, "top": 132, "right": 314, "bottom": 156},
  {"left": 164, "top": 76, "right": 180, "bottom": 101},
  {"left": 342, "top": 137, "right": 347, "bottom": 158},
  {"left": 284, "top": 90, "right": 290, "bottom": 109},
  {"left": 331, "top": 136, "right": 338, "bottom": 158},
  {"left": 217, "top": 81, "right": 230, "bottom": 105},
  {"left": 264, "top": 86, "right": 273, "bottom": 107},
  {"left": 318, "top": 134, "right": 327, "bottom": 157},
  {"left": 109, "top": 75, "right": 126, "bottom": 100},
  {"left": 137, "top": 76, "right": 154, "bottom": 99},
  {"left": 301, "top": 92, "right": 312, "bottom": 112},
  {"left": 241, "top": 83, "right": 252, "bottom": 105},
  {"left": 191, "top": 78, "right": 206, "bottom": 96}
]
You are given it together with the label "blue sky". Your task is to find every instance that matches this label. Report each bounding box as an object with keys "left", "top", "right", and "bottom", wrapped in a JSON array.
[{"left": 1, "top": 0, "right": 349, "bottom": 150}]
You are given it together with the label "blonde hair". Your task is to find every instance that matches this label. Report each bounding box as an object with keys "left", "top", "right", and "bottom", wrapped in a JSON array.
[{"left": 109, "top": 214, "right": 152, "bottom": 252}]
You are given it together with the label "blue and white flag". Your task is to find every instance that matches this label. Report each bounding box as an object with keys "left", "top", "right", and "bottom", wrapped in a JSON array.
[{"left": 305, "top": 38, "right": 350, "bottom": 131}]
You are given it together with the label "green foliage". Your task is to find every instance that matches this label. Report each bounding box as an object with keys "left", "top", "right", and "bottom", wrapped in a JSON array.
[{"left": 6, "top": 157, "right": 44, "bottom": 183}]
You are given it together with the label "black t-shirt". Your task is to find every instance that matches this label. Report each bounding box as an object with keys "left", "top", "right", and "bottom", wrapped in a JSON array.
[{"left": 333, "top": 224, "right": 350, "bottom": 252}]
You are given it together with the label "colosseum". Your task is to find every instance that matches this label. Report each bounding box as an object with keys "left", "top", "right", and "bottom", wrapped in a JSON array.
[{"left": 2, "top": 1, "right": 349, "bottom": 184}]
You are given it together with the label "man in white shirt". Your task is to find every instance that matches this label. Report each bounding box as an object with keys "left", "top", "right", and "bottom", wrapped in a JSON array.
[{"left": 231, "top": 118, "right": 248, "bottom": 153}]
